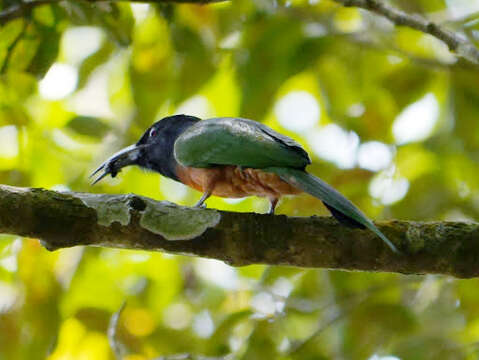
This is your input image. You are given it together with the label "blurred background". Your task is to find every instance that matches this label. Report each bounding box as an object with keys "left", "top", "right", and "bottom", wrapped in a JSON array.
[{"left": 1, "top": 0, "right": 479, "bottom": 359}]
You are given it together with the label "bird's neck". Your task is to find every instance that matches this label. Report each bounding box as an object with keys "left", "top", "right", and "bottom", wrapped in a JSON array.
[{"left": 139, "top": 121, "right": 196, "bottom": 181}]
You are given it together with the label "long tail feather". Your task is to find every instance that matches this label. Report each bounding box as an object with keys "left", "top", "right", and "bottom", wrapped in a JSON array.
[
  {"left": 322, "top": 202, "right": 365, "bottom": 229},
  {"left": 265, "top": 167, "right": 399, "bottom": 254}
]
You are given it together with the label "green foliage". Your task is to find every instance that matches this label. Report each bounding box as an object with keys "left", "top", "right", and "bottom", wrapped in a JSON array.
[{"left": 0, "top": 0, "right": 479, "bottom": 359}]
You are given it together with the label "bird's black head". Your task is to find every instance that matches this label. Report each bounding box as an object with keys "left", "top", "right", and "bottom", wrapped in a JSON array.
[
  {"left": 135, "top": 115, "right": 200, "bottom": 179},
  {"left": 90, "top": 114, "right": 200, "bottom": 184}
]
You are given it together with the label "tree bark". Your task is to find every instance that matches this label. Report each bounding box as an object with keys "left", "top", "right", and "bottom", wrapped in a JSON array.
[{"left": 1, "top": 185, "right": 479, "bottom": 278}]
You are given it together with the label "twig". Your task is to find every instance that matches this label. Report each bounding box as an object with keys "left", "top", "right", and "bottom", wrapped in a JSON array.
[
  {"left": 286, "top": 278, "right": 415, "bottom": 355},
  {"left": 281, "top": 6, "right": 478, "bottom": 71},
  {"left": 288, "top": 312, "right": 347, "bottom": 355},
  {"left": 334, "top": 0, "right": 479, "bottom": 65},
  {"left": 0, "top": 0, "right": 57, "bottom": 24},
  {"left": 0, "top": 0, "right": 227, "bottom": 24},
  {"left": 108, "top": 301, "right": 127, "bottom": 360}
]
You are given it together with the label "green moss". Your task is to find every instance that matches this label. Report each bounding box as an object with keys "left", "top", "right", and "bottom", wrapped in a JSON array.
[
  {"left": 406, "top": 223, "right": 425, "bottom": 253},
  {"left": 77, "top": 194, "right": 131, "bottom": 226},
  {"left": 139, "top": 199, "right": 221, "bottom": 240}
]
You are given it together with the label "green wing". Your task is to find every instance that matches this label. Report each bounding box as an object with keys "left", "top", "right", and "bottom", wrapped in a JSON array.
[{"left": 174, "top": 117, "right": 311, "bottom": 169}]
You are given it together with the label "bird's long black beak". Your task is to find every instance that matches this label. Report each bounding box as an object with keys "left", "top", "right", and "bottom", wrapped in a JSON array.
[{"left": 90, "top": 144, "right": 146, "bottom": 185}]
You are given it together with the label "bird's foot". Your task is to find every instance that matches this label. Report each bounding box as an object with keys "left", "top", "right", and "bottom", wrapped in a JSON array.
[
  {"left": 268, "top": 198, "right": 279, "bottom": 215},
  {"left": 194, "top": 191, "right": 211, "bottom": 209}
]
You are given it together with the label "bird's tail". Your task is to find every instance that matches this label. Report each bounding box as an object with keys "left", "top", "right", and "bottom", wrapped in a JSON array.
[{"left": 264, "top": 167, "right": 399, "bottom": 254}]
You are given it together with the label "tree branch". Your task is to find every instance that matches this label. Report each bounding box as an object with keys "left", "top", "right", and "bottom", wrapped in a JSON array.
[
  {"left": 334, "top": 0, "right": 479, "bottom": 65},
  {"left": 1, "top": 185, "right": 479, "bottom": 278},
  {"left": 0, "top": 0, "right": 53, "bottom": 24},
  {"left": 3, "top": 0, "right": 479, "bottom": 67},
  {"left": 0, "top": 0, "right": 226, "bottom": 24}
]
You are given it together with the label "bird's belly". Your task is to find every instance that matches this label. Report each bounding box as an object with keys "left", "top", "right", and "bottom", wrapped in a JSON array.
[{"left": 176, "top": 165, "right": 301, "bottom": 198}]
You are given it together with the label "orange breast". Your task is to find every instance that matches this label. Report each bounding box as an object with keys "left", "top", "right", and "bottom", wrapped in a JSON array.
[{"left": 176, "top": 165, "right": 301, "bottom": 199}]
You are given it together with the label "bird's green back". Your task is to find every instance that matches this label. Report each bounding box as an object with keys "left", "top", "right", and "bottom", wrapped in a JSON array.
[{"left": 174, "top": 117, "right": 311, "bottom": 169}]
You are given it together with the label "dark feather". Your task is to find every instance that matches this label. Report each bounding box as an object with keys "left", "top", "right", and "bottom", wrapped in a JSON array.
[{"left": 323, "top": 202, "right": 366, "bottom": 229}]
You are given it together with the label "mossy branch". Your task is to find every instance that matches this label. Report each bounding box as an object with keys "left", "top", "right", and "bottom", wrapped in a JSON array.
[{"left": 1, "top": 185, "right": 479, "bottom": 278}]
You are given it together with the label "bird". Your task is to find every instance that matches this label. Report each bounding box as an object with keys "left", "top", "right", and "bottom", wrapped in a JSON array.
[{"left": 90, "top": 114, "right": 399, "bottom": 253}]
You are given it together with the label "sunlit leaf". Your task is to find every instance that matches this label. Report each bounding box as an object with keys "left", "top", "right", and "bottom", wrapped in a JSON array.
[
  {"left": 77, "top": 39, "right": 115, "bottom": 89},
  {"left": 66, "top": 116, "right": 111, "bottom": 139}
]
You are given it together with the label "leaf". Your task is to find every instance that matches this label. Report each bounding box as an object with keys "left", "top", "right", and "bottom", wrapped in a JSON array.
[
  {"left": 170, "top": 23, "right": 217, "bottom": 103},
  {"left": 66, "top": 2, "right": 134, "bottom": 46},
  {"left": 236, "top": 15, "right": 328, "bottom": 119},
  {"left": 66, "top": 116, "right": 111, "bottom": 139},
  {"left": 0, "top": 71, "right": 37, "bottom": 103},
  {"left": 0, "top": 18, "right": 24, "bottom": 50},
  {"left": 0, "top": 106, "right": 29, "bottom": 126},
  {"left": 28, "top": 29, "right": 60, "bottom": 77},
  {"left": 98, "top": 3, "right": 134, "bottom": 46},
  {"left": 129, "top": 15, "right": 173, "bottom": 126},
  {"left": 77, "top": 39, "right": 114, "bottom": 90},
  {"left": 206, "top": 310, "right": 252, "bottom": 355},
  {"left": 240, "top": 320, "right": 279, "bottom": 360},
  {"left": 394, "top": 336, "right": 465, "bottom": 360},
  {"left": 344, "top": 302, "right": 418, "bottom": 358},
  {"left": 7, "top": 24, "right": 40, "bottom": 72}
]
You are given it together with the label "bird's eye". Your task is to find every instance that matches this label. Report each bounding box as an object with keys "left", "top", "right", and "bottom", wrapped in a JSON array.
[{"left": 149, "top": 128, "right": 157, "bottom": 137}]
